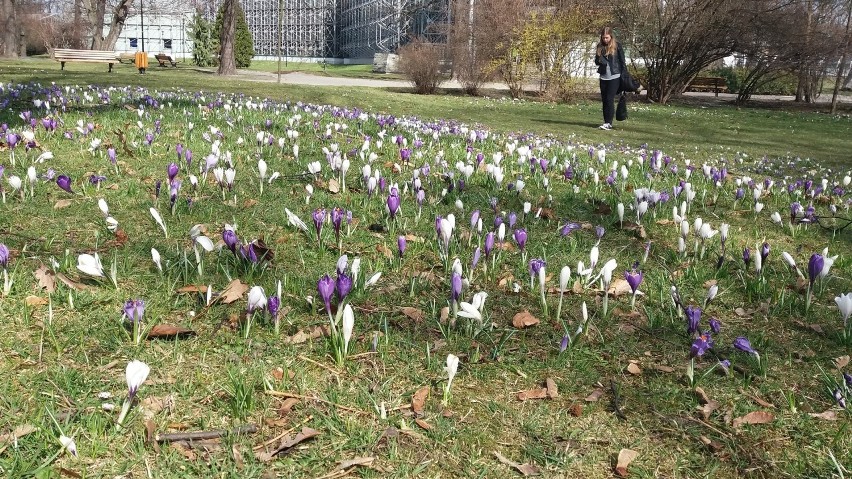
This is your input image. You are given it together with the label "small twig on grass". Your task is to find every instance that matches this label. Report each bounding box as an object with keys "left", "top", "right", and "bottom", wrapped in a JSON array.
[
  {"left": 253, "top": 414, "right": 314, "bottom": 451},
  {"left": 155, "top": 424, "right": 257, "bottom": 443},
  {"left": 610, "top": 380, "right": 626, "bottom": 421},
  {"left": 266, "top": 390, "right": 371, "bottom": 416},
  {"left": 298, "top": 354, "right": 341, "bottom": 376}
]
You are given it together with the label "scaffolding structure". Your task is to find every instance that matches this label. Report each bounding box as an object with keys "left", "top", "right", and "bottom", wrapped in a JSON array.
[{"left": 204, "top": 0, "right": 448, "bottom": 60}]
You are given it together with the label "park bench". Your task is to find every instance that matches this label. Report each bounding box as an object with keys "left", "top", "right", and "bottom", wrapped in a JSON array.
[
  {"left": 117, "top": 53, "right": 136, "bottom": 64},
  {"left": 685, "top": 76, "right": 728, "bottom": 96},
  {"left": 155, "top": 54, "right": 179, "bottom": 67},
  {"left": 52, "top": 48, "right": 117, "bottom": 72}
]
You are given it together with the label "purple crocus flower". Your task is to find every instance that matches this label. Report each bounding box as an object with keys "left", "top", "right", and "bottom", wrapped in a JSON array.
[
  {"left": 559, "top": 335, "right": 569, "bottom": 352},
  {"left": 387, "top": 191, "right": 401, "bottom": 219},
  {"left": 733, "top": 336, "right": 757, "bottom": 355},
  {"left": 0, "top": 243, "right": 10, "bottom": 268},
  {"left": 123, "top": 299, "right": 145, "bottom": 324},
  {"left": 400, "top": 148, "right": 411, "bottom": 162},
  {"left": 89, "top": 174, "right": 106, "bottom": 185},
  {"left": 336, "top": 273, "right": 353, "bottom": 302},
  {"left": 595, "top": 225, "right": 605, "bottom": 240},
  {"left": 167, "top": 162, "right": 179, "bottom": 183},
  {"left": 331, "top": 207, "right": 344, "bottom": 242},
  {"left": 685, "top": 306, "right": 701, "bottom": 334},
  {"left": 185, "top": 149, "right": 193, "bottom": 168},
  {"left": 397, "top": 236, "right": 407, "bottom": 257},
  {"left": 312, "top": 208, "right": 326, "bottom": 239},
  {"left": 760, "top": 242, "right": 770, "bottom": 264},
  {"left": 689, "top": 332, "right": 714, "bottom": 358},
  {"left": 735, "top": 188, "right": 745, "bottom": 200},
  {"left": 471, "top": 247, "right": 481, "bottom": 270},
  {"left": 450, "top": 272, "right": 462, "bottom": 303},
  {"left": 484, "top": 232, "right": 495, "bottom": 257},
  {"left": 222, "top": 228, "right": 239, "bottom": 254},
  {"left": 529, "top": 258, "right": 546, "bottom": 279},
  {"left": 508, "top": 212, "right": 517, "bottom": 229},
  {"left": 470, "top": 210, "right": 480, "bottom": 231},
  {"left": 807, "top": 253, "right": 824, "bottom": 286},
  {"left": 843, "top": 372, "right": 852, "bottom": 388},
  {"left": 625, "top": 267, "right": 643, "bottom": 294},
  {"left": 155, "top": 180, "right": 162, "bottom": 198},
  {"left": 709, "top": 317, "right": 721, "bottom": 334},
  {"left": 317, "top": 274, "right": 335, "bottom": 314},
  {"left": 107, "top": 147, "right": 116, "bottom": 164},
  {"left": 56, "top": 175, "right": 73, "bottom": 193},
  {"left": 513, "top": 229, "right": 528, "bottom": 251},
  {"left": 267, "top": 295, "right": 280, "bottom": 319},
  {"left": 560, "top": 222, "right": 581, "bottom": 236},
  {"left": 743, "top": 247, "right": 751, "bottom": 267}
]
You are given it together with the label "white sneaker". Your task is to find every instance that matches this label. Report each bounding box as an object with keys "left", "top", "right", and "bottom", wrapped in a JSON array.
[{"left": 599, "top": 123, "right": 613, "bottom": 130}]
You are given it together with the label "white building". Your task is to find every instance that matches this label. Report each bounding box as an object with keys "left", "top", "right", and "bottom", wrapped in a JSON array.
[{"left": 106, "top": 0, "right": 195, "bottom": 59}]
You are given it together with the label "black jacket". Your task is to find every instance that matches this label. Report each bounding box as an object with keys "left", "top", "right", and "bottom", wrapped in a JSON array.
[{"left": 595, "top": 43, "right": 625, "bottom": 77}]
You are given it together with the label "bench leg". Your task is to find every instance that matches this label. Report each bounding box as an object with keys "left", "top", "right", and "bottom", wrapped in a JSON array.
[
  {"left": 61, "top": 61, "right": 65, "bottom": 70},
  {"left": 108, "top": 63, "right": 113, "bottom": 73}
]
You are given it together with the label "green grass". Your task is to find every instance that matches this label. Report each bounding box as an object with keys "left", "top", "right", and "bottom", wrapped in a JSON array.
[
  {"left": 248, "top": 60, "right": 405, "bottom": 81},
  {"left": 0, "top": 58, "right": 850, "bottom": 478}
]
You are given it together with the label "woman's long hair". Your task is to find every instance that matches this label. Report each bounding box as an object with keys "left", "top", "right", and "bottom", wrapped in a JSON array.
[{"left": 597, "top": 26, "right": 617, "bottom": 57}]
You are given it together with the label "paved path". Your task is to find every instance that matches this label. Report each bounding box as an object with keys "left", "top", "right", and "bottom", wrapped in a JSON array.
[{"left": 234, "top": 69, "right": 851, "bottom": 104}]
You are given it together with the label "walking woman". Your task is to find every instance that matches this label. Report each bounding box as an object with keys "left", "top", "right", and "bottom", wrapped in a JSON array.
[{"left": 594, "top": 26, "right": 626, "bottom": 130}]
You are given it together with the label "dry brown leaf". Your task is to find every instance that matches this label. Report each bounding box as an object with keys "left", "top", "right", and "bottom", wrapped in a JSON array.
[
  {"left": 327, "top": 178, "right": 340, "bottom": 193},
  {"left": 404, "top": 234, "right": 424, "bottom": 243},
  {"left": 699, "top": 435, "right": 723, "bottom": 453},
  {"left": 414, "top": 419, "right": 433, "bottom": 431},
  {"left": 493, "top": 451, "right": 540, "bottom": 476},
  {"left": 517, "top": 388, "right": 548, "bottom": 401},
  {"left": 585, "top": 389, "right": 604, "bottom": 402},
  {"left": 734, "top": 307, "right": 749, "bottom": 317},
  {"left": 607, "top": 278, "right": 634, "bottom": 297},
  {"left": 147, "top": 324, "right": 195, "bottom": 339},
  {"left": 698, "top": 400, "right": 720, "bottom": 421},
  {"left": 256, "top": 427, "right": 320, "bottom": 462},
  {"left": 732, "top": 411, "right": 775, "bottom": 428},
  {"left": 652, "top": 364, "right": 675, "bottom": 373},
  {"left": 282, "top": 325, "right": 328, "bottom": 345},
  {"left": 242, "top": 199, "right": 258, "bottom": 208},
  {"left": 569, "top": 404, "right": 583, "bottom": 417},
  {"left": 738, "top": 389, "right": 776, "bottom": 409},
  {"left": 400, "top": 307, "right": 426, "bottom": 323},
  {"left": 335, "top": 456, "right": 375, "bottom": 471},
  {"left": 833, "top": 355, "right": 850, "bottom": 369},
  {"left": 626, "top": 363, "right": 642, "bottom": 375},
  {"left": 512, "top": 310, "right": 540, "bottom": 329},
  {"left": 56, "top": 273, "right": 90, "bottom": 291},
  {"left": 809, "top": 410, "right": 839, "bottom": 421},
  {"left": 0, "top": 424, "right": 37, "bottom": 445},
  {"left": 376, "top": 243, "right": 393, "bottom": 259},
  {"left": 171, "top": 442, "right": 197, "bottom": 461},
  {"left": 703, "top": 279, "right": 718, "bottom": 288},
  {"left": 232, "top": 444, "right": 245, "bottom": 469},
  {"left": 34, "top": 266, "right": 56, "bottom": 293},
  {"left": 694, "top": 387, "right": 711, "bottom": 405},
  {"left": 140, "top": 395, "right": 174, "bottom": 421},
  {"left": 572, "top": 279, "right": 584, "bottom": 294},
  {"left": 545, "top": 378, "right": 559, "bottom": 399},
  {"left": 412, "top": 386, "right": 429, "bottom": 416},
  {"left": 25, "top": 296, "right": 48, "bottom": 307},
  {"left": 177, "top": 284, "right": 209, "bottom": 293},
  {"left": 279, "top": 398, "right": 300, "bottom": 414},
  {"left": 220, "top": 280, "right": 249, "bottom": 304},
  {"left": 439, "top": 306, "right": 449, "bottom": 324},
  {"left": 53, "top": 199, "right": 72, "bottom": 209},
  {"left": 615, "top": 448, "right": 639, "bottom": 478}
]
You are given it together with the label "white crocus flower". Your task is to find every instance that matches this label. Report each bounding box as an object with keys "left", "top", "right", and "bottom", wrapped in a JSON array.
[
  {"left": 247, "top": 286, "right": 267, "bottom": 312},
  {"left": 59, "top": 435, "right": 78, "bottom": 457},
  {"left": 149, "top": 207, "right": 168, "bottom": 237},
  {"left": 617, "top": 203, "right": 624, "bottom": 224},
  {"left": 77, "top": 253, "right": 104, "bottom": 277},
  {"left": 8, "top": 175, "right": 22, "bottom": 191},
  {"left": 443, "top": 354, "right": 460, "bottom": 404},
  {"left": 342, "top": 304, "right": 355, "bottom": 354},
  {"left": 98, "top": 198, "right": 109, "bottom": 217},
  {"left": 559, "top": 266, "right": 571, "bottom": 292},
  {"left": 364, "top": 272, "right": 382, "bottom": 288},
  {"left": 151, "top": 248, "right": 162, "bottom": 272},
  {"left": 350, "top": 257, "right": 361, "bottom": 284},
  {"left": 258, "top": 159, "right": 267, "bottom": 181},
  {"left": 770, "top": 211, "right": 782, "bottom": 225},
  {"left": 195, "top": 235, "right": 214, "bottom": 252},
  {"left": 835, "top": 292, "right": 852, "bottom": 324},
  {"left": 105, "top": 216, "right": 119, "bottom": 232},
  {"left": 820, "top": 247, "right": 838, "bottom": 279},
  {"left": 126, "top": 360, "right": 150, "bottom": 398}
]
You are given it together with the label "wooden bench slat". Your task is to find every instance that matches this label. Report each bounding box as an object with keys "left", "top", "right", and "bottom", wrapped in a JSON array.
[{"left": 52, "top": 49, "right": 117, "bottom": 72}]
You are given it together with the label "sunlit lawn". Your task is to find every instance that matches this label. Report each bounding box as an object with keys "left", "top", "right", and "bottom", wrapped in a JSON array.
[{"left": 0, "top": 58, "right": 850, "bottom": 478}]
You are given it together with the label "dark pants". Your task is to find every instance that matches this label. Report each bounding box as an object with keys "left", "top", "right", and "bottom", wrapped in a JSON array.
[{"left": 599, "top": 77, "right": 621, "bottom": 124}]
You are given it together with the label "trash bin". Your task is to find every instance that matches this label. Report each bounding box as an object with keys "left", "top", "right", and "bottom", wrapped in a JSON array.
[{"left": 135, "top": 52, "right": 148, "bottom": 74}]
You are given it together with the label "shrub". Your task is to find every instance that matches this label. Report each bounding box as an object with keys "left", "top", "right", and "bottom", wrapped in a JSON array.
[
  {"left": 398, "top": 38, "right": 447, "bottom": 95},
  {"left": 189, "top": 13, "right": 217, "bottom": 67},
  {"left": 214, "top": 2, "right": 255, "bottom": 68}
]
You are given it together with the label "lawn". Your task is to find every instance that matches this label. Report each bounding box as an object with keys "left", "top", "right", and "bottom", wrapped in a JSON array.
[{"left": 0, "top": 59, "right": 850, "bottom": 478}]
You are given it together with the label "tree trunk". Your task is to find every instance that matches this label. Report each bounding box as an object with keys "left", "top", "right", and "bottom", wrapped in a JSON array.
[
  {"left": 218, "top": 0, "right": 237, "bottom": 75},
  {"left": 102, "top": 0, "right": 135, "bottom": 50},
  {"left": 0, "top": 0, "right": 18, "bottom": 58},
  {"left": 830, "top": 0, "right": 852, "bottom": 115},
  {"left": 90, "top": 0, "right": 107, "bottom": 50},
  {"left": 843, "top": 58, "right": 852, "bottom": 88}
]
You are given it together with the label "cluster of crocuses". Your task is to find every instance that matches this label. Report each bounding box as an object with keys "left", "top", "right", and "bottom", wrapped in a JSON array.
[{"left": 221, "top": 224, "right": 271, "bottom": 266}]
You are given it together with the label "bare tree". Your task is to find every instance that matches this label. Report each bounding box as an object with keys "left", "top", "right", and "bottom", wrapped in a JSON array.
[
  {"left": 90, "top": 0, "right": 107, "bottom": 49},
  {"left": 1, "top": 0, "right": 20, "bottom": 57},
  {"left": 217, "top": 0, "right": 236, "bottom": 75},
  {"left": 830, "top": 0, "right": 852, "bottom": 113},
  {"left": 615, "top": 0, "right": 740, "bottom": 104},
  {"left": 101, "top": 0, "right": 135, "bottom": 50}
]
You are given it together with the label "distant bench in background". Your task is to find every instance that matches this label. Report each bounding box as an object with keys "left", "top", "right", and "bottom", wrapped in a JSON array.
[
  {"left": 686, "top": 76, "right": 728, "bottom": 96},
  {"left": 155, "top": 54, "right": 179, "bottom": 67}
]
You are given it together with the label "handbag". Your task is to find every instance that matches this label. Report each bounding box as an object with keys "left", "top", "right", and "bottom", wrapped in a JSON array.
[
  {"left": 620, "top": 70, "right": 640, "bottom": 93},
  {"left": 616, "top": 93, "right": 628, "bottom": 121}
]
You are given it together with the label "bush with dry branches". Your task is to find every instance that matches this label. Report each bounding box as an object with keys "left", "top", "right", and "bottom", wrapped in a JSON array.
[{"left": 398, "top": 37, "right": 448, "bottom": 95}]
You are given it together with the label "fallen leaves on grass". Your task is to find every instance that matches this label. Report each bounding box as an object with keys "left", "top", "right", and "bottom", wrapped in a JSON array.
[
  {"left": 219, "top": 279, "right": 249, "bottom": 304},
  {"left": 698, "top": 401, "right": 720, "bottom": 421},
  {"left": 255, "top": 427, "right": 320, "bottom": 462},
  {"left": 327, "top": 178, "right": 340, "bottom": 193},
  {"left": 626, "top": 362, "right": 642, "bottom": 375},
  {"left": 34, "top": 266, "right": 56, "bottom": 293},
  {"left": 614, "top": 448, "right": 639, "bottom": 477},
  {"left": 607, "top": 278, "right": 636, "bottom": 297},
  {"left": 147, "top": 324, "right": 195, "bottom": 339},
  {"left": 512, "top": 310, "right": 539, "bottom": 329},
  {"left": 53, "top": 199, "right": 72, "bottom": 209},
  {"left": 334, "top": 456, "right": 375, "bottom": 472},
  {"left": 732, "top": 411, "right": 775, "bottom": 428},
  {"left": 400, "top": 307, "right": 426, "bottom": 323},
  {"left": 56, "top": 273, "right": 90, "bottom": 291},
  {"left": 493, "top": 451, "right": 540, "bottom": 476},
  {"left": 834, "top": 355, "right": 850, "bottom": 369},
  {"left": 414, "top": 419, "right": 433, "bottom": 430},
  {"left": 694, "top": 387, "right": 711, "bottom": 405},
  {"left": 282, "top": 325, "right": 328, "bottom": 345},
  {"left": 517, "top": 388, "right": 548, "bottom": 401},
  {"left": 177, "top": 284, "right": 208, "bottom": 293},
  {"left": 25, "top": 295, "right": 48, "bottom": 307},
  {"left": 808, "top": 410, "right": 839, "bottom": 421},
  {"left": 140, "top": 395, "right": 175, "bottom": 420},
  {"left": 585, "top": 389, "right": 604, "bottom": 402},
  {"left": 0, "top": 424, "right": 37, "bottom": 453},
  {"left": 411, "top": 386, "right": 429, "bottom": 416}
]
